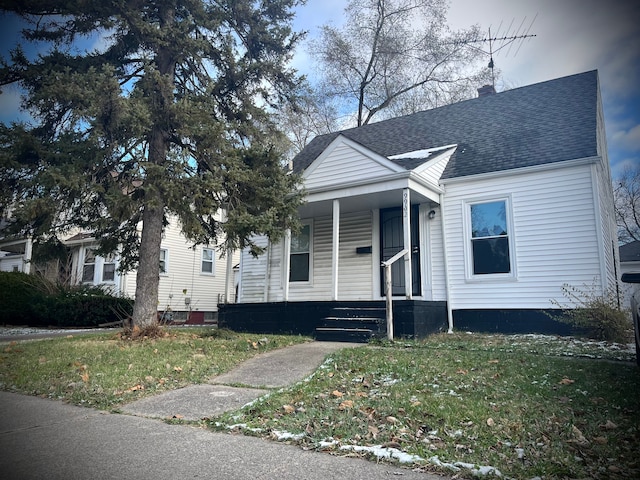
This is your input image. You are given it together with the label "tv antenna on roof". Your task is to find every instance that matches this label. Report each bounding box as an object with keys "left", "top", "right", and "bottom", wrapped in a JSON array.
[{"left": 460, "top": 15, "right": 537, "bottom": 89}]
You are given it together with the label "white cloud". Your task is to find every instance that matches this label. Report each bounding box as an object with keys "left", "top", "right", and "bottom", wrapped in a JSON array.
[{"left": 612, "top": 124, "right": 640, "bottom": 152}]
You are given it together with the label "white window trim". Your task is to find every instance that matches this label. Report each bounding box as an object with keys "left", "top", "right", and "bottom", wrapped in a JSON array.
[
  {"left": 81, "top": 247, "right": 118, "bottom": 285},
  {"left": 82, "top": 247, "right": 97, "bottom": 284},
  {"left": 288, "top": 220, "right": 313, "bottom": 284},
  {"left": 201, "top": 247, "right": 215, "bottom": 276},
  {"left": 463, "top": 195, "right": 517, "bottom": 282},
  {"left": 160, "top": 248, "right": 169, "bottom": 276}
]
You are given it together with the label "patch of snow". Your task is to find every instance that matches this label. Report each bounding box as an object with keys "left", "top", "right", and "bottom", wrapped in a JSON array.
[
  {"left": 429, "top": 456, "right": 502, "bottom": 477},
  {"left": 340, "top": 444, "right": 424, "bottom": 464},
  {"left": 272, "top": 430, "right": 305, "bottom": 441}
]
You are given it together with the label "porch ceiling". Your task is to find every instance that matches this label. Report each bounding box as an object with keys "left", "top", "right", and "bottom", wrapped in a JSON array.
[{"left": 298, "top": 188, "right": 437, "bottom": 218}]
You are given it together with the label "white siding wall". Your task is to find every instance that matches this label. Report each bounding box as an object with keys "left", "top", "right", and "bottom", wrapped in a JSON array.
[
  {"left": 124, "top": 215, "right": 238, "bottom": 313},
  {"left": 337, "top": 212, "right": 374, "bottom": 300},
  {"left": 242, "top": 211, "right": 376, "bottom": 302},
  {"left": 304, "top": 143, "right": 394, "bottom": 190},
  {"left": 238, "top": 235, "right": 270, "bottom": 303},
  {"left": 425, "top": 205, "right": 447, "bottom": 301},
  {"left": 417, "top": 151, "right": 454, "bottom": 186},
  {"left": 289, "top": 216, "right": 332, "bottom": 300},
  {"left": 443, "top": 164, "right": 602, "bottom": 309}
]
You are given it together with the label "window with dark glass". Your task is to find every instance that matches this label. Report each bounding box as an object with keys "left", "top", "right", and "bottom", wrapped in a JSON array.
[
  {"left": 201, "top": 248, "right": 214, "bottom": 274},
  {"left": 82, "top": 249, "right": 96, "bottom": 282},
  {"left": 102, "top": 254, "right": 116, "bottom": 282},
  {"left": 470, "top": 201, "right": 511, "bottom": 275},
  {"left": 290, "top": 224, "right": 310, "bottom": 282}
]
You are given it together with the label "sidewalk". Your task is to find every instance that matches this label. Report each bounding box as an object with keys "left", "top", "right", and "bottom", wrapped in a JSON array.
[
  {"left": 0, "top": 341, "right": 447, "bottom": 480},
  {"left": 121, "top": 341, "right": 355, "bottom": 421}
]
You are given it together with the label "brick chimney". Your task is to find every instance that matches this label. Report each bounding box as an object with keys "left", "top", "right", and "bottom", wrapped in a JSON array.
[{"left": 477, "top": 85, "right": 496, "bottom": 97}]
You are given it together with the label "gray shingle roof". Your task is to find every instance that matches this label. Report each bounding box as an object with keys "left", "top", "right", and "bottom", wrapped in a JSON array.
[
  {"left": 292, "top": 70, "right": 599, "bottom": 180},
  {"left": 620, "top": 240, "right": 640, "bottom": 263}
]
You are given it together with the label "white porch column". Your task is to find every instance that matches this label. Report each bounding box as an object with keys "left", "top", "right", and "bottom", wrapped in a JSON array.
[
  {"left": 331, "top": 199, "right": 340, "bottom": 301},
  {"left": 403, "top": 188, "right": 413, "bottom": 300},
  {"left": 23, "top": 238, "right": 33, "bottom": 274},
  {"left": 224, "top": 248, "right": 233, "bottom": 303},
  {"left": 283, "top": 229, "right": 291, "bottom": 301}
]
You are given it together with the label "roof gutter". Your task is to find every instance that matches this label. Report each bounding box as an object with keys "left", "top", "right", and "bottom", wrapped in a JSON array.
[{"left": 439, "top": 156, "right": 601, "bottom": 185}]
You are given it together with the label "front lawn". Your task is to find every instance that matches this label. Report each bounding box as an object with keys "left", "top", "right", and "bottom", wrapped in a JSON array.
[
  {"left": 209, "top": 333, "right": 639, "bottom": 479},
  {"left": 0, "top": 328, "right": 310, "bottom": 410}
]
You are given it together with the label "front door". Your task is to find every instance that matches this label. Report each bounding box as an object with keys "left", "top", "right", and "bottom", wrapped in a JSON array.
[{"left": 380, "top": 206, "right": 421, "bottom": 296}]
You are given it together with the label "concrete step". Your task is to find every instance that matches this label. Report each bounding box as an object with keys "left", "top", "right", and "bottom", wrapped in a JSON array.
[{"left": 314, "top": 327, "right": 373, "bottom": 343}]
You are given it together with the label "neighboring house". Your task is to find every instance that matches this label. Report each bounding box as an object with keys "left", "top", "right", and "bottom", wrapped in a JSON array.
[
  {"left": 0, "top": 214, "right": 238, "bottom": 324},
  {"left": 620, "top": 240, "right": 640, "bottom": 303},
  {"left": 221, "top": 70, "right": 620, "bottom": 340}
]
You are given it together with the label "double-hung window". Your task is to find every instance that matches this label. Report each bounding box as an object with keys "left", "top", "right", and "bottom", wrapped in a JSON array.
[
  {"left": 159, "top": 249, "right": 168, "bottom": 274},
  {"left": 289, "top": 223, "right": 311, "bottom": 282},
  {"left": 201, "top": 248, "right": 214, "bottom": 275},
  {"left": 82, "top": 249, "right": 96, "bottom": 283},
  {"left": 467, "top": 198, "right": 514, "bottom": 278},
  {"left": 102, "top": 254, "right": 116, "bottom": 282}
]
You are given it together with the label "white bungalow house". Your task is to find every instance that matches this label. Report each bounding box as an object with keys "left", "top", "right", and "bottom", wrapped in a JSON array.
[
  {"left": 0, "top": 214, "right": 238, "bottom": 324},
  {"left": 220, "top": 70, "right": 620, "bottom": 340}
]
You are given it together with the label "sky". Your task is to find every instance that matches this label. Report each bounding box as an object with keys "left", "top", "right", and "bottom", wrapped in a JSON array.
[
  {"left": 291, "top": 0, "right": 640, "bottom": 179},
  {"left": 1, "top": 0, "right": 638, "bottom": 178}
]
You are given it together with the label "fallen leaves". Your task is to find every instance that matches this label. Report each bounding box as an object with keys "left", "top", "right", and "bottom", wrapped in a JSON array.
[{"left": 559, "top": 377, "right": 575, "bottom": 385}]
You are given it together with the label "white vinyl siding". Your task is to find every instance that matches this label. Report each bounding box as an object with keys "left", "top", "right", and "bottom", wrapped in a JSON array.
[
  {"left": 238, "top": 235, "right": 270, "bottom": 302},
  {"left": 443, "top": 164, "right": 601, "bottom": 309},
  {"left": 124, "top": 214, "right": 238, "bottom": 312},
  {"left": 304, "top": 142, "right": 396, "bottom": 191},
  {"left": 337, "top": 212, "right": 374, "bottom": 300}
]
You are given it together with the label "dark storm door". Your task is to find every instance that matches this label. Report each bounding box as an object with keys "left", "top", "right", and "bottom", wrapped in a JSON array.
[{"left": 380, "top": 206, "right": 421, "bottom": 296}]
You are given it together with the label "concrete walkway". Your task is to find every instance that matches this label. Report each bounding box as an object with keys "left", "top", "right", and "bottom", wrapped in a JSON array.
[
  {"left": 0, "top": 341, "right": 447, "bottom": 479},
  {"left": 120, "top": 341, "right": 353, "bottom": 421}
]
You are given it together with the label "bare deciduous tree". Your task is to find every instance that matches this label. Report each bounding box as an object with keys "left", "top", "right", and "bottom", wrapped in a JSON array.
[
  {"left": 310, "top": 0, "right": 490, "bottom": 127},
  {"left": 615, "top": 166, "right": 640, "bottom": 244}
]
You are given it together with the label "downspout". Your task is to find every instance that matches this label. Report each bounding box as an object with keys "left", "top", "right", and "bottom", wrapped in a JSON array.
[
  {"left": 283, "top": 229, "right": 291, "bottom": 301},
  {"left": 263, "top": 241, "right": 271, "bottom": 302},
  {"left": 440, "top": 192, "right": 454, "bottom": 333}
]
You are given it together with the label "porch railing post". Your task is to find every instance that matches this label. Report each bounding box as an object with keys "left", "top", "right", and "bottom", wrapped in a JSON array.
[
  {"left": 381, "top": 247, "right": 408, "bottom": 342},
  {"left": 385, "top": 263, "right": 393, "bottom": 340}
]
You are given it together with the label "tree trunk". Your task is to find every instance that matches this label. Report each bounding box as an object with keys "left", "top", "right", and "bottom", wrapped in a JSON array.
[
  {"left": 131, "top": 197, "right": 164, "bottom": 327},
  {"left": 130, "top": 4, "right": 175, "bottom": 328}
]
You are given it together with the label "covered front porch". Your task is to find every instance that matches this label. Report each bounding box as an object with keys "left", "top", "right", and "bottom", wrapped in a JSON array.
[{"left": 218, "top": 300, "right": 448, "bottom": 342}]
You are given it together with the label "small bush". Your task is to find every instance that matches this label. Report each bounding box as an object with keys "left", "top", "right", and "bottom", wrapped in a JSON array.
[
  {"left": 551, "top": 283, "right": 632, "bottom": 342},
  {"left": 0, "top": 272, "right": 50, "bottom": 325},
  {"left": 0, "top": 271, "right": 132, "bottom": 327}
]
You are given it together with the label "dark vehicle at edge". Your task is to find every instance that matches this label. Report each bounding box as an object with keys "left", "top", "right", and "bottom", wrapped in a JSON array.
[{"left": 621, "top": 272, "right": 640, "bottom": 366}]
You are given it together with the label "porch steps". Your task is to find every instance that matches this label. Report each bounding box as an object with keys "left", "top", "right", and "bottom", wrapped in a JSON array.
[{"left": 314, "top": 307, "right": 387, "bottom": 343}]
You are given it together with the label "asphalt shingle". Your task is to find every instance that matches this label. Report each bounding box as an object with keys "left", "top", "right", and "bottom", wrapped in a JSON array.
[{"left": 292, "top": 70, "right": 599, "bottom": 180}]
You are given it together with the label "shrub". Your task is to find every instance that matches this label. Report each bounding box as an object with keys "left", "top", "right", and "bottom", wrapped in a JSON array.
[
  {"left": 0, "top": 272, "right": 51, "bottom": 325},
  {"left": 49, "top": 286, "right": 133, "bottom": 327},
  {"left": 0, "top": 271, "right": 132, "bottom": 327},
  {"left": 551, "top": 283, "right": 632, "bottom": 343}
]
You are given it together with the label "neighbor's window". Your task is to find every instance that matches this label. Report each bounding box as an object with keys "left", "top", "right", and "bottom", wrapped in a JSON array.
[
  {"left": 82, "top": 249, "right": 96, "bottom": 282},
  {"left": 469, "top": 200, "right": 512, "bottom": 275},
  {"left": 201, "top": 248, "right": 214, "bottom": 274},
  {"left": 290, "top": 224, "right": 311, "bottom": 282},
  {"left": 159, "top": 249, "right": 168, "bottom": 274},
  {"left": 102, "top": 254, "right": 116, "bottom": 282}
]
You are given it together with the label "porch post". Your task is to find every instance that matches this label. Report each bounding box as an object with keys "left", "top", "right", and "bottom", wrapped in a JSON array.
[
  {"left": 402, "top": 188, "right": 413, "bottom": 300},
  {"left": 332, "top": 199, "right": 340, "bottom": 301},
  {"left": 23, "top": 238, "right": 33, "bottom": 274},
  {"left": 283, "top": 229, "right": 291, "bottom": 301},
  {"left": 224, "top": 248, "right": 233, "bottom": 304}
]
